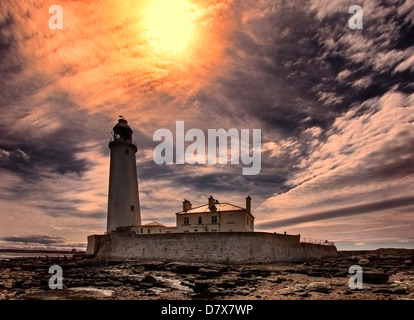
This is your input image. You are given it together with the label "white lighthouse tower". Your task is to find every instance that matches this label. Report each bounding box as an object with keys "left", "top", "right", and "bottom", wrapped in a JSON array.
[{"left": 106, "top": 118, "right": 141, "bottom": 233}]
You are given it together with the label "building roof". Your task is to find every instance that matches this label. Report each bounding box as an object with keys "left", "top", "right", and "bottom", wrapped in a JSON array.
[
  {"left": 142, "top": 221, "right": 167, "bottom": 227},
  {"left": 176, "top": 203, "right": 246, "bottom": 215}
]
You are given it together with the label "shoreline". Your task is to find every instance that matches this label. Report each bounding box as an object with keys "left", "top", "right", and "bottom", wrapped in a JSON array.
[{"left": 0, "top": 248, "right": 413, "bottom": 300}]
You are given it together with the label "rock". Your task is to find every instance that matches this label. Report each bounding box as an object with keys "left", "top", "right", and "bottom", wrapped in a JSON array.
[
  {"left": 168, "top": 263, "right": 200, "bottom": 274},
  {"left": 192, "top": 286, "right": 221, "bottom": 298},
  {"left": 344, "top": 289, "right": 354, "bottom": 295},
  {"left": 358, "top": 259, "right": 370, "bottom": 265},
  {"left": 193, "top": 279, "right": 213, "bottom": 293},
  {"left": 306, "top": 270, "right": 324, "bottom": 277},
  {"left": 391, "top": 286, "right": 407, "bottom": 294},
  {"left": 292, "top": 285, "right": 305, "bottom": 292},
  {"left": 236, "top": 288, "right": 250, "bottom": 296},
  {"left": 277, "top": 288, "right": 294, "bottom": 296},
  {"left": 141, "top": 275, "right": 157, "bottom": 285},
  {"left": 199, "top": 268, "right": 222, "bottom": 277},
  {"left": 297, "top": 292, "right": 309, "bottom": 298},
  {"left": 403, "top": 260, "right": 413, "bottom": 265},
  {"left": 305, "top": 282, "right": 331, "bottom": 294},
  {"left": 372, "top": 287, "right": 391, "bottom": 294},
  {"left": 0, "top": 280, "right": 14, "bottom": 289},
  {"left": 143, "top": 262, "right": 165, "bottom": 271},
  {"left": 270, "top": 276, "right": 286, "bottom": 283},
  {"left": 240, "top": 268, "right": 270, "bottom": 277},
  {"left": 21, "top": 280, "right": 34, "bottom": 287},
  {"left": 321, "top": 273, "right": 332, "bottom": 278},
  {"left": 14, "top": 289, "right": 26, "bottom": 296},
  {"left": 364, "top": 272, "right": 389, "bottom": 284}
]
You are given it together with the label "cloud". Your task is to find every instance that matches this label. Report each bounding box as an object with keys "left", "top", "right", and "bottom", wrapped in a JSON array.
[
  {"left": 256, "top": 89, "right": 414, "bottom": 247},
  {"left": 2, "top": 234, "right": 65, "bottom": 245},
  {"left": 354, "top": 243, "right": 366, "bottom": 246},
  {"left": 257, "top": 196, "right": 414, "bottom": 229}
]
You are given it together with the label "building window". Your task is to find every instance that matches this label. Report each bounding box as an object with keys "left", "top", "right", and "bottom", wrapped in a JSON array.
[
  {"left": 140, "top": 228, "right": 143, "bottom": 233},
  {"left": 166, "top": 231, "right": 171, "bottom": 234},
  {"left": 131, "top": 205, "right": 135, "bottom": 211},
  {"left": 198, "top": 216, "right": 202, "bottom": 225},
  {"left": 212, "top": 216, "right": 217, "bottom": 224},
  {"left": 184, "top": 230, "right": 189, "bottom": 233},
  {"left": 184, "top": 217, "right": 189, "bottom": 225},
  {"left": 194, "top": 229, "right": 198, "bottom": 232},
  {"left": 125, "top": 149, "right": 129, "bottom": 155},
  {"left": 147, "top": 229, "right": 150, "bottom": 234},
  {"left": 211, "top": 229, "right": 217, "bottom": 232}
]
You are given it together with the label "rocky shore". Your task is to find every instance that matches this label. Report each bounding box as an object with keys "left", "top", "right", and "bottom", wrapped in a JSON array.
[{"left": 1, "top": 249, "right": 413, "bottom": 300}]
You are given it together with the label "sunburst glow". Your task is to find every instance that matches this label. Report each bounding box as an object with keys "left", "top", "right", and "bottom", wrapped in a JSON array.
[{"left": 143, "top": 0, "right": 195, "bottom": 54}]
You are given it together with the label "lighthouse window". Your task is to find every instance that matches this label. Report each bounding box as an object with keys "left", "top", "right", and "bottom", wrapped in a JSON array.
[
  {"left": 131, "top": 205, "right": 135, "bottom": 211},
  {"left": 125, "top": 149, "right": 129, "bottom": 155}
]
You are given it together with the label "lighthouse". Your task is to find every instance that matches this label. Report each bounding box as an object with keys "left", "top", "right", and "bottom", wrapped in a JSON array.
[{"left": 106, "top": 118, "right": 141, "bottom": 233}]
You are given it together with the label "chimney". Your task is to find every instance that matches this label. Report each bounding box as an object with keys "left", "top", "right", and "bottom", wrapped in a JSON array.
[
  {"left": 246, "top": 195, "right": 251, "bottom": 213},
  {"left": 208, "top": 196, "right": 215, "bottom": 211},
  {"left": 183, "top": 199, "right": 192, "bottom": 212}
]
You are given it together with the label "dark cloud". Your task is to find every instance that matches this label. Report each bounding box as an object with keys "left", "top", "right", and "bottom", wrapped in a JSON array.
[
  {"left": 2, "top": 234, "right": 65, "bottom": 245},
  {"left": 257, "top": 196, "right": 414, "bottom": 229}
]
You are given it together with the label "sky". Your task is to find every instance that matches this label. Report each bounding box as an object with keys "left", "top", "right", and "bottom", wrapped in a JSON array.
[{"left": 0, "top": 0, "right": 413, "bottom": 251}]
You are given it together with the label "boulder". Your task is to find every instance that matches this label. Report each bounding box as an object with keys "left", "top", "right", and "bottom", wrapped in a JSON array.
[
  {"left": 363, "top": 272, "right": 389, "bottom": 284},
  {"left": 305, "top": 282, "right": 331, "bottom": 294},
  {"left": 391, "top": 286, "right": 408, "bottom": 294},
  {"left": 372, "top": 287, "right": 391, "bottom": 294},
  {"left": 141, "top": 275, "right": 157, "bottom": 285},
  {"left": 193, "top": 279, "right": 213, "bottom": 293},
  {"left": 21, "top": 280, "right": 34, "bottom": 287},
  {"left": 167, "top": 263, "right": 200, "bottom": 274},
  {"left": 277, "top": 288, "right": 294, "bottom": 296},
  {"left": 143, "top": 262, "right": 165, "bottom": 271},
  {"left": 358, "top": 258, "right": 370, "bottom": 266},
  {"left": 198, "top": 268, "right": 222, "bottom": 277}
]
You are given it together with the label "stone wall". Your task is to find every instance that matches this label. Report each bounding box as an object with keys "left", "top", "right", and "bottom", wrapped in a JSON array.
[
  {"left": 87, "top": 231, "right": 337, "bottom": 263},
  {"left": 85, "top": 234, "right": 107, "bottom": 256}
]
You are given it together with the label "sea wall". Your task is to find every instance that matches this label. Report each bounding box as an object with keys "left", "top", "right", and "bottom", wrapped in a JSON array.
[{"left": 87, "top": 231, "right": 337, "bottom": 263}]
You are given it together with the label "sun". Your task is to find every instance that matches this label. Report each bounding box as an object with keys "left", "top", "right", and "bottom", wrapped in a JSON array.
[{"left": 143, "top": 0, "right": 195, "bottom": 55}]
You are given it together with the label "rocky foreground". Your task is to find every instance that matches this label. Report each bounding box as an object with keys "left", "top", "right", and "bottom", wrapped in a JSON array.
[{"left": 1, "top": 249, "right": 413, "bottom": 300}]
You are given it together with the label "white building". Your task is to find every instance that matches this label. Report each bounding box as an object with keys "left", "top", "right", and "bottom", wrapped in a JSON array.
[
  {"left": 129, "top": 195, "right": 254, "bottom": 234},
  {"left": 176, "top": 196, "right": 254, "bottom": 233}
]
